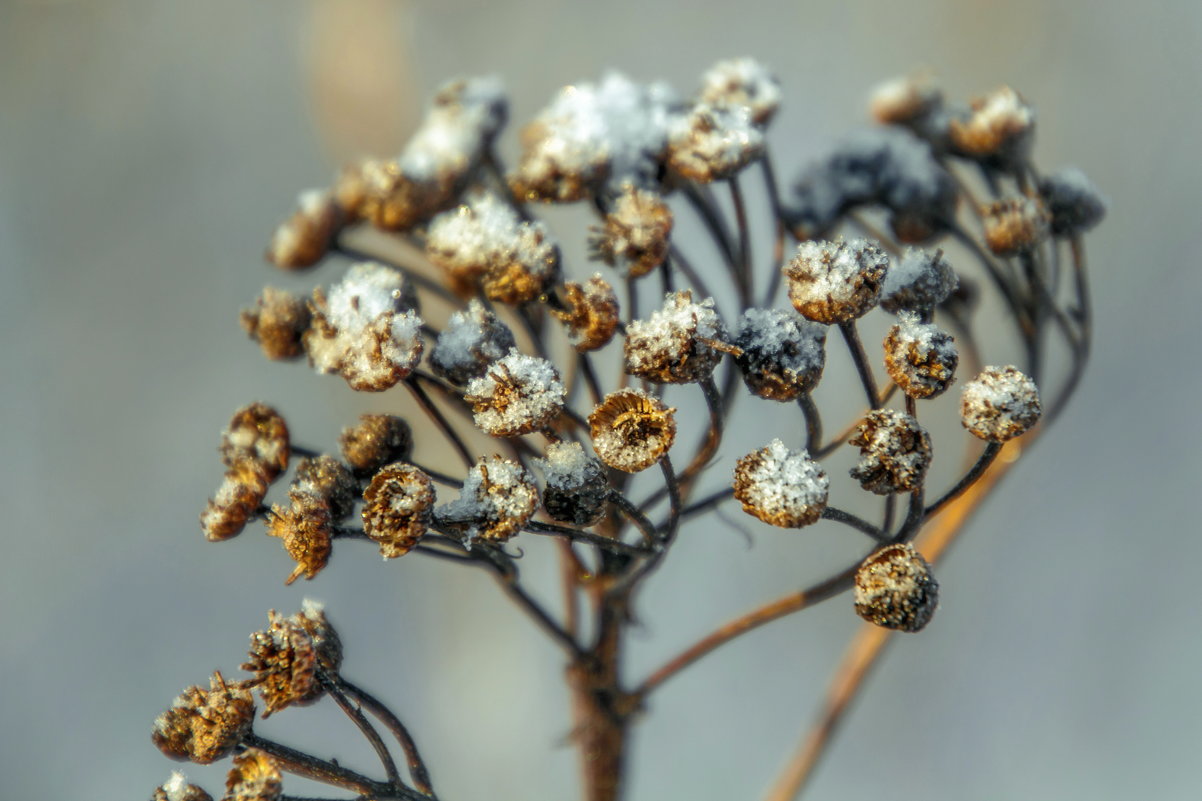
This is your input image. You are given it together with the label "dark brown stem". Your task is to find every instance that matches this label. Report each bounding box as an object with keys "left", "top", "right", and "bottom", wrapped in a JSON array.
[
  {"left": 242, "top": 734, "right": 400, "bottom": 799},
  {"left": 798, "top": 394, "right": 822, "bottom": 454},
  {"left": 525, "top": 520, "right": 652, "bottom": 557},
  {"left": 318, "top": 671, "right": 403, "bottom": 792},
  {"left": 838, "top": 321, "right": 881, "bottom": 411},
  {"left": 337, "top": 677, "right": 435, "bottom": 795}
]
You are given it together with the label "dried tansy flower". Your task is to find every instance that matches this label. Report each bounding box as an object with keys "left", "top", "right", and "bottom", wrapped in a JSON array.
[
  {"left": 266, "top": 189, "right": 342, "bottom": 270},
  {"left": 362, "top": 464, "right": 435, "bottom": 558},
  {"left": 589, "top": 389, "right": 676, "bottom": 473},
  {"left": 200, "top": 461, "right": 271, "bottom": 542},
  {"left": 733, "top": 439, "right": 828, "bottom": 528},
  {"left": 435, "top": 457, "right": 539, "bottom": 544},
  {"left": 983, "top": 197, "right": 1051, "bottom": 256},
  {"left": 152, "top": 672, "right": 254, "bottom": 765},
  {"left": 784, "top": 238, "right": 890, "bottom": 324},
  {"left": 266, "top": 493, "right": 333, "bottom": 585},
  {"left": 1039, "top": 167, "right": 1108, "bottom": 236},
  {"left": 220, "top": 403, "right": 290, "bottom": 480},
  {"left": 242, "top": 602, "right": 342, "bottom": 716},
  {"left": 960, "top": 365, "right": 1041, "bottom": 442},
  {"left": 948, "top": 85, "right": 1034, "bottom": 162},
  {"left": 883, "top": 313, "right": 958, "bottom": 399},
  {"left": 535, "top": 441, "right": 610, "bottom": 526},
  {"left": 465, "top": 350, "right": 566, "bottom": 437},
  {"left": 588, "top": 185, "right": 673, "bottom": 278},
  {"left": 339, "top": 414, "right": 413, "bottom": 476},
  {"left": 152, "top": 773, "right": 213, "bottom": 801},
  {"left": 240, "top": 287, "right": 311, "bottom": 361},
  {"left": 223, "top": 749, "right": 282, "bottom": 801},
  {"left": 854, "top": 543, "right": 939, "bottom": 632},
  {"left": 869, "top": 73, "right": 941, "bottom": 126},
  {"left": 698, "top": 57, "right": 782, "bottom": 126},
  {"left": 429, "top": 299, "right": 517, "bottom": 385},
  {"left": 849, "top": 409, "right": 933, "bottom": 495},
  {"left": 624, "top": 290, "right": 728, "bottom": 384},
  {"left": 733, "top": 308, "right": 827, "bottom": 401},
  {"left": 667, "top": 103, "right": 764, "bottom": 183},
  {"left": 290, "top": 455, "right": 357, "bottom": 521},
  {"left": 553, "top": 275, "right": 620, "bottom": 352},
  {"left": 879, "top": 248, "right": 958, "bottom": 314}
]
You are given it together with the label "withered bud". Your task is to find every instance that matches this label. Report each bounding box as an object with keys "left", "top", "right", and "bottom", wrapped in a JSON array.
[
  {"left": 960, "top": 365, "right": 1041, "bottom": 442},
  {"left": 849, "top": 409, "right": 933, "bottom": 495},
  {"left": 266, "top": 190, "right": 343, "bottom": 270},
  {"left": 200, "top": 461, "right": 270, "bottom": 542},
  {"left": 983, "top": 197, "right": 1051, "bottom": 256},
  {"left": 733, "top": 439, "right": 828, "bottom": 528},
  {"left": 588, "top": 389, "right": 677, "bottom": 473},
  {"left": 854, "top": 543, "right": 939, "bottom": 632},
  {"left": 434, "top": 457, "right": 539, "bottom": 545},
  {"left": 880, "top": 248, "right": 958, "bottom": 314},
  {"left": 357, "top": 159, "right": 440, "bottom": 232},
  {"left": 220, "top": 403, "right": 290, "bottom": 480},
  {"left": 784, "top": 238, "right": 890, "bottom": 324},
  {"left": 869, "top": 73, "right": 942, "bottom": 125},
  {"left": 430, "top": 299, "right": 517, "bottom": 385},
  {"left": 1039, "top": 167, "right": 1108, "bottom": 236},
  {"left": 290, "top": 455, "right": 357, "bottom": 521},
  {"left": 948, "top": 86, "right": 1034, "bottom": 162},
  {"left": 553, "top": 275, "right": 620, "bottom": 352},
  {"left": 534, "top": 441, "right": 610, "bottom": 526},
  {"left": 240, "top": 287, "right": 311, "bottom": 361},
  {"left": 223, "top": 749, "right": 283, "bottom": 801},
  {"left": 587, "top": 185, "right": 673, "bottom": 278},
  {"left": 266, "top": 493, "right": 333, "bottom": 585},
  {"left": 151, "top": 672, "right": 255, "bottom": 765},
  {"left": 624, "top": 290, "right": 728, "bottom": 384},
  {"left": 667, "top": 103, "right": 764, "bottom": 183},
  {"left": 465, "top": 350, "right": 566, "bottom": 437},
  {"left": 699, "top": 58, "right": 782, "bottom": 125},
  {"left": 242, "top": 602, "right": 342, "bottom": 716},
  {"left": 339, "top": 414, "right": 413, "bottom": 476},
  {"left": 883, "top": 314, "right": 958, "bottom": 400},
  {"left": 362, "top": 464, "right": 435, "bottom": 558},
  {"left": 733, "top": 308, "right": 827, "bottom": 401},
  {"left": 152, "top": 773, "right": 213, "bottom": 801}
]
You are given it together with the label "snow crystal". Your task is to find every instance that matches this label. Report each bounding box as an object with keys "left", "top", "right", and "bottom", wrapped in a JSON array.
[
  {"left": 785, "top": 238, "right": 890, "bottom": 324},
  {"left": 667, "top": 102, "right": 764, "bottom": 182},
  {"left": 398, "top": 76, "right": 507, "bottom": 182},
  {"left": 733, "top": 439, "right": 829, "bottom": 528},
  {"left": 624, "top": 291, "right": 727, "bottom": 383},
  {"left": 464, "top": 349, "right": 566, "bottom": 436},
  {"left": 733, "top": 307, "right": 827, "bottom": 400},
  {"left": 430, "top": 298, "right": 516, "bottom": 385},
  {"left": 435, "top": 456, "right": 539, "bottom": 543},
  {"left": 880, "top": 247, "right": 957, "bottom": 313}
]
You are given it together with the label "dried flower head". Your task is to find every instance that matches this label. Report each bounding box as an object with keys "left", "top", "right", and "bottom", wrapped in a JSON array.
[
  {"left": 667, "top": 103, "right": 764, "bottom": 183},
  {"left": 534, "top": 441, "right": 610, "bottom": 526},
  {"left": 242, "top": 602, "right": 343, "bottom": 716},
  {"left": 152, "top": 672, "right": 255, "bottom": 765},
  {"left": 869, "top": 73, "right": 942, "bottom": 126},
  {"left": 290, "top": 455, "right": 357, "bottom": 521},
  {"left": 435, "top": 456, "right": 539, "bottom": 544},
  {"left": 983, "top": 197, "right": 1051, "bottom": 256},
  {"left": 960, "top": 365, "right": 1041, "bottom": 442},
  {"left": 266, "top": 190, "right": 342, "bottom": 270},
  {"left": 223, "top": 749, "right": 282, "bottom": 801},
  {"left": 465, "top": 350, "right": 566, "bottom": 437},
  {"left": 240, "top": 287, "right": 312, "bottom": 361},
  {"left": 152, "top": 773, "right": 213, "bottom": 801},
  {"left": 553, "top": 275, "right": 620, "bottom": 352},
  {"left": 361, "top": 464, "right": 435, "bottom": 558},
  {"left": 624, "top": 290, "right": 728, "bottom": 384},
  {"left": 733, "top": 439, "right": 829, "bottom": 528},
  {"left": 200, "top": 461, "right": 270, "bottom": 542},
  {"left": 879, "top": 247, "right": 958, "bottom": 313},
  {"left": 849, "top": 409, "right": 933, "bottom": 495},
  {"left": 733, "top": 308, "right": 827, "bottom": 401},
  {"left": 1039, "top": 167, "right": 1108, "bottom": 236},
  {"left": 266, "top": 493, "right": 333, "bottom": 585},
  {"left": 854, "top": 543, "right": 939, "bottom": 632},
  {"left": 698, "top": 58, "right": 781, "bottom": 125},
  {"left": 883, "top": 313, "right": 959, "bottom": 399},
  {"left": 589, "top": 389, "right": 677, "bottom": 473},
  {"left": 429, "top": 298, "right": 517, "bottom": 385},
  {"left": 587, "top": 185, "right": 673, "bottom": 278},
  {"left": 339, "top": 414, "right": 413, "bottom": 476},
  {"left": 357, "top": 158, "right": 436, "bottom": 231},
  {"left": 784, "top": 238, "right": 890, "bottom": 324},
  {"left": 220, "top": 403, "right": 290, "bottom": 480},
  {"left": 332, "top": 160, "right": 369, "bottom": 219},
  {"left": 948, "top": 85, "right": 1034, "bottom": 161}
]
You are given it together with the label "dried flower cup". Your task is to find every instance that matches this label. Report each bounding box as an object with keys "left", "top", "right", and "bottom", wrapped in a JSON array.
[
  {"left": 588, "top": 389, "right": 677, "bottom": 473},
  {"left": 854, "top": 543, "right": 939, "bottom": 632},
  {"left": 849, "top": 409, "right": 933, "bottom": 495},
  {"left": 784, "top": 238, "right": 890, "bottom": 324},
  {"left": 960, "top": 365, "right": 1041, "bottom": 442},
  {"left": 733, "top": 439, "right": 829, "bottom": 528},
  {"left": 362, "top": 464, "right": 435, "bottom": 558}
]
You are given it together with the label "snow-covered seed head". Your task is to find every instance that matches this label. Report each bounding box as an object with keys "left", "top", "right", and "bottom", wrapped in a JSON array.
[
  {"left": 357, "top": 158, "right": 438, "bottom": 231},
  {"left": 332, "top": 160, "right": 370, "bottom": 220},
  {"left": 361, "top": 464, "right": 435, "bottom": 559},
  {"left": 948, "top": 85, "right": 1034, "bottom": 161},
  {"left": 983, "top": 197, "right": 1051, "bottom": 256},
  {"left": 266, "top": 190, "right": 343, "bottom": 270},
  {"left": 1039, "top": 167, "right": 1108, "bottom": 236},
  {"left": 434, "top": 457, "right": 539, "bottom": 544},
  {"left": 241, "top": 605, "right": 343, "bottom": 717},
  {"left": 960, "top": 365, "right": 1041, "bottom": 442},
  {"left": 624, "top": 290, "right": 728, "bottom": 384},
  {"left": 220, "top": 403, "right": 290, "bottom": 480},
  {"left": 240, "top": 287, "right": 312, "bottom": 361},
  {"left": 464, "top": 350, "right": 566, "bottom": 437},
  {"left": 879, "top": 248, "right": 958, "bottom": 314},
  {"left": 223, "top": 749, "right": 282, "bottom": 801},
  {"left": 732, "top": 439, "right": 829, "bottom": 528},
  {"left": 869, "top": 73, "right": 942, "bottom": 125},
  {"left": 339, "top": 414, "right": 413, "bottom": 477},
  {"left": 290, "top": 455, "right": 357, "bottom": 522},
  {"left": 588, "top": 389, "right": 677, "bottom": 473},
  {"left": 587, "top": 185, "right": 673, "bottom": 278},
  {"left": 667, "top": 103, "right": 764, "bottom": 183},
  {"left": 854, "top": 543, "right": 939, "bottom": 632},
  {"left": 535, "top": 441, "right": 611, "bottom": 526},
  {"left": 733, "top": 308, "right": 827, "bottom": 402},
  {"left": 553, "top": 275, "right": 620, "bottom": 352},
  {"left": 849, "top": 409, "right": 933, "bottom": 495},
  {"left": 304, "top": 262, "right": 424, "bottom": 392},
  {"left": 698, "top": 58, "right": 782, "bottom": 126},
  {"left": 784, "top": 238, "right": 890, "bottom": 324},
  {"left": 151, "top": 672, "right": 255, "bottom": 765},
  {"left": 266, "top": 493, "right": 333, "bottom": 585},
  {"left": 883, "top": 314, "right": 959, "bottom": 399},
  {"left": 200, "top": 461, "right": 270, "bottom": 542},
  {"left": 152, "top": 773, "right": 213, "bottom": 801},
  {"left": 430, "top": 299, "right": 517, "bottom": 385}
]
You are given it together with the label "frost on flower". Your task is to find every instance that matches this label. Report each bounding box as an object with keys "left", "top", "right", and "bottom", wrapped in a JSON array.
[
  {"left": 882, "top": 312, "right": 958, "bottom": 400},
  {"left": 430, "top": 298, "right": 517, "bottom": 385},
  {"left": 153, "top": 772, "right": 211, "bottom": 801},
  {"left": 624, "top": 290, "right": 727, "bottom": 384},
  {"left": 733, "top": 439, "right": 829, "bottom": 528},
  {"left": 733, "top": 308, "right": 827, "bottom": 401},
  {"left": 667, "top": 102, "right": 764, "bottom": 183},
  {"left": 464, "top": 349, "right": 566, "bottom": 437},
  {"left": 849, "top": 409, "right": 933, "bottom": 495},
  {"left": 534, "top": 441, "right": 610, "bottom": 526},
  {"left": 1039, "top": 166, "right": 1108, "bottom": 236},
  {"left": 784, "top": 238, "right": 890, "bottom": 324},
  {"left": 949, "top": 85, "right": 1034, "bottom": 160},
  {"left": 960, "top": 365, "right": 1041, "bottom": 442},
  {"left": 434, "top": 457, "right": 539, "bottom": 544},
  {"left": 698, "top": 57, "right": 781, "bottom": 125},
  {"left": 880, "top": 247, "right": 958, "bottom": 313}
]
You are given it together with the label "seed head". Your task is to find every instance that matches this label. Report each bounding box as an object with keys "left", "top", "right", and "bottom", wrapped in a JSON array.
[
  {"left": 266, "top": 190, "right": 343, "bottom": 270},
  {"left": 983, "top": 197, "right": 1051, "bottom": 256},
  {"left": 357, "top": 158, "right": 438, "bottom": 231},
  {"left": 242, "top": 603, "right": 342, "bottom": 716},
  {"left": 200, "top": 461, "right": 271, "bottom": 542},
  {"left": 223, "top": 749, "right": 282, "bottom": 801},
  {"left": 220, "top": 403, "right": 290, "bottom": 480},
  {"left": 339, "top": 414, "right": 413, "bottom": 476},
  {"left": 588, "top": 389, "right": 676, "bottom": 473},
  {"left": 240, "top": 287, "right": 312, "bottom": 361},
  {"left": 430, "top": 299, "right": 517, "bottom": 385},
  {"left": 553, "top": 275, "right": 620, "bottom": 352},
  {"left": 266, "top": 493, "right": 333, "bottom": 585},
  {"left": 854, "top": 543, "right": 939, "bottom": 632},
  {"left": 152, "top": 773, "right": 213, "bottom": 801},
  {"left": 1039, "top": 167, "right": 1107, "bottom": 236},
  {"left": 869, "top": 73, "right": 942, "bottom": 126},
  {"left": 534, "top": 441, "right": 610, "bottom": 526},
  {"left": 465, "top": 350, "right": 566, "bottom": 437},
  {"left": 960, "top": 365, "right": 1041, "bottom": 442},
  {"left": 151, "top": 672, "right": 254, "bottom": 765},
  {"left": 587, "top": 185, "right": 673, "bottom": 278},
  {"left": 732, "top": 308, "right": 827, "bottom": 402},
  {"left": 948, "top": 85, "right": 1034, "bottom": 162},
  {"left": 698, "top": 57, "right": 782, "bottom": 125},
  {"left": 784, "top": 238, "right": 890, "bottom": 324},
  {"left": 667, "top": 103, "right": 764, "bottom": 183},
  {"left": 733, "top": 439, "right": 829, "bottom": 528},
  {"left": 624, "top": 290, "right": 728, "bottom": 384},
  {"left": 849, "top": 409, "right": 933, "bottom": 495},
  {"left": 435, "top": 456, "right": 539, "bottom": 544},
  {"left": 883, "top": 313, "right": 959, "bottom": 399},
  {"left": 290, "top": 455, "right": 358, "bottom": 521},
  {"left": 362, "top": 464, "right": 435, "bottom": 558},
  {"left": 879, "top": 247, "right": 958, "bottom": 313}
]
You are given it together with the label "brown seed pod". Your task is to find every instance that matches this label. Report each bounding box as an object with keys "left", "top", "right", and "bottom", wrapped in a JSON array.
[
  {"left": 732, "top": 308, "right": 827, "bottom": 402},
  {"left": 733, "top": 439, "right": 828, "bottom": 528},
  {"left": 339, "top": 414, "right": 413, "bottom": 476},
  {"left": 624, "top": 290, "right": 728, "bottom": 384},
  {"left": 983, "top": 196, "right": 1051, "bottom": 257},
  {"left": 960, "top": 365, "right": 1042, "bottom": 442},
  {"left": 535, "top": 441, "right": 610, "bottom": 526},
  {"left": 849, "top": 409, "right": 933, "bottom": 495},
  {"left": 883, "top": 314, "right": 959, "bottom": 399},
  {"left": 430, "top": 299, "right": 518, "bottom": 385},
  {"left": 948, "top": 85, "right": 1034, "bottom": 162},
  {"left": 464, "top": 351, "right": 566, "bottom": 437},
  {"left": 266, "top": 494, "right": 333, "bottom": 585},
  {"left": 869, "top": 73, "right": 941, "bottom": 126},
  {"left": 879, "top": 248, "right": 958, "bottom": 314},
  {"left": 854, "top": 543, "right": 939, "bottom": 632},
  {"left": 361, "top": 464, "right": 435, "bottom": 558},
  {"left": 699, "top": 58, "right": 782, "bottom": 126},
  {"left": 553, "top": 275, "right": 620, "bottom": 352},
  {"left": 667, "top": 103, "right": 764, "bottom": 183},
  {"left": 784, "top": 238, "right": 890, "bottom": 324},
  {"left": 434, "top": 457, "right": 539, "bottom": 544},
  {"left": 587, "top": 186, "right": 673, "bottom": 278},
  {"left": 220, "top": 403, "right": 290, "bottom": 480},
  {"left": 290, "top": 455, "right": 357, "bottom": 522},
  {"left": 357, "top": 159, "right": 442, "bottom": 232},
  {"left": 265, "top": 190, "right": 343, "bottom": 270},
  {"left": 240, "top": 287, "right": 312, "bottom": 361},
  {"left": 588, "top": 389, "right": 677, "bottom": 473},
  {"left": 200, "top": 461, "right": 271, "bottom": 542},
  {"left": 223, "top": 749, "right": 283, "bottom": 801},
  {"left": 242, "top": 603, "right": 343, "bottom": 717},
  {"left": 151, "top": 672, "right": 255, "bottom": 765}
]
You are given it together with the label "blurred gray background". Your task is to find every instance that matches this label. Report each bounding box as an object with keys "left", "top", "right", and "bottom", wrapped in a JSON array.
[{"left": 2, "top": 1, "right": 1199, "bottom": 799}]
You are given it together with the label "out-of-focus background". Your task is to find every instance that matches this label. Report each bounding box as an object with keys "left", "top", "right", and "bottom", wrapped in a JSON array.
[{"left": 2, "top": 1, "right": 1199, "bottom": 799}]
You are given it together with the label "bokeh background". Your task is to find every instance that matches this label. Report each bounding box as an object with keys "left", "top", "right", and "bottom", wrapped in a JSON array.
[{"left": 2, "top": 1, "right": 1200, "bottom": 799}]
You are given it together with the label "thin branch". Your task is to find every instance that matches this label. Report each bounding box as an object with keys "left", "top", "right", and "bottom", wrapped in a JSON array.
[
  {"left": 318, "top": 671, "right": 403, "bottom": 791},
  {"left": 798, "top": 394, "right": 823, "bottom": 455},
  {"left": 525, "top": 520, "right": 652, "bottom": 557},
  {"left": 838, "top": 321, "right": 881, "bottom": 411},
  {"left": 241, "top": 734, "right": 398, "bottom": 799},
  {"left": 821, "top": 507, "right": 886, "bottom": 541},
  {"left": 337, "top": 676, "right": 435, "bottom": 796}
]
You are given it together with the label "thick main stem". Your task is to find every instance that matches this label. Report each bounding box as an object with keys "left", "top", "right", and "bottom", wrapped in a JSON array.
[{"left": 569, "top": 600, "right": 633, "bottom": 801}]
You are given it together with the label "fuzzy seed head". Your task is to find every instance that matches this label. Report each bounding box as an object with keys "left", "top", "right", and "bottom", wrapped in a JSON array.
[
  {"left": 849, "top": 409, "right": 933, "bottom": 495},
  {"left": 883, "top": 313, "right": 959, "bottom": 399},
  {"left": 220, "top": 403, "right": 290, "bottom": 480},
  {"left": 201, "top": 461, "right": 271, "bottom": 542},
  {"left": 553, "top": 275, "right": 620, "bottom": 352},
  {"left": 465, "top": 350, "right": 566, "bottom": 437},
  {"left": 785, "top": 238, "right": 890, "bottom": 324},
  {"left": 223, "top": 749, "right": 283, "bottom": 801},
  {"left": 152, "top": 672, "right": 254, "bottom": 765},
  {"left": 290, "top": 455, "right": 357, "bottom": 521},
  {"left": 589, "top": 389, "right": 677, "bottom": 473},
  {"left": 240, "top": 287, "right": 312, "bottom": 361},
  {"left": 339, "top": 414, "right": 413, "bottom": 476},
  {"left": 879, "top": 248, "right": 958, "bottom": 313},
  {"left": 266, "top": 494, "right": 333, "bottom": 585},
  {"left": 362, "top": 464, "right": 435, "bottom": 558},
  {"left": 733, "top": 308, "right": 827, "bottom": 401},
  {"left": 587, "top": 185, "right": 673, "bottom": 278},
  {"left": 699, "top": 58, "right": 782, "bottom": 125},
  {"left": 983, "top": 197, "right": 1051, "bottom": 256},
  {"left": 667, "top": 102, "right": 764, "bottom": 183},
  {"left": 242, "top": 605, "right": 342, "bottom": 716},
  {"left": 534, "top": 441, "right": 610, "bottom": 526},
  {"left": 430, "top": 299, "right": 518, "bottom": 385},
  {"left": 266, "top": 190, "right": 342, "bottom": 270},
  {"left": 960, "top": 365, "right": 1041, "bottom": 441},
  {"left": 854, "top": 543, "right": 939, "bottom": 632},
  {"left": 733, "top": 439, "right": 829, "bottom": 528},
  {"left": 624, "top": 290, "right": 727, "bottom": 384}
]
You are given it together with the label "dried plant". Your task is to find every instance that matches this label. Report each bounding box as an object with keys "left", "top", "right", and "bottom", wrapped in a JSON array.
[{"left": 152, "top": 63, "right": 1104, "bottom": 801}]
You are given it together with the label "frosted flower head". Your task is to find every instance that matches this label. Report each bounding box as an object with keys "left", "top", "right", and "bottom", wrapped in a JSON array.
[
  {"left": 223, "top": 749, "right": 283, "bottom": 801},
  {"left": 698, "top": 58, "right": 782, "bottom": 125},
  {"left": 849, "top": 409, "right": 933, "bottom": 495},
  {"left": 624, "top": 290, "right": 728, "bottom": 384},
  {"left": 357, "top": 158, "right": 438, "bottom": 231},
  {"left": 983, "top": 196, "right": 1051, "bottom": 256},
  {"left": 152, "top": 773, "right": 213, "bottom": 801},
  {"left": 266, "top": 493, "right": 333, "bottom": 585},
  {"left": 240, "top": 287, "right": 311, "bottom": 361},
  {"left": 587, "top": 185, "right": 673, "bottom": 278},
  {"left": 290, "top": 455, "right": 357, "bottom": 522},
  {"left": 589, "top": 389, "right": 677, "bottom": 473},
  {"left": 883, "top": 314, "right": 958, "bottom": 399},
  {"left": 305, "top": 262, "right": 424, "bottom": 391},
  {"left": 220, "top": 403, "right": 290, "bottom": 480},
  {"left": 242, "top": 605, "right": 343, "bottom": 717},
  {"left": 1039, "top": 167, "right": 1108, "bottom": 236},
  {"left": 434, "top": 456, "right": 539, "bottom": 544},
  {"left": 869, "top": 73, "right": 942, "bottom": 126},
  {"left": 667, "top": 102, "right": 764, "bottom": 183},
  {"left": 534, "top": 441, "right": 611, "bottom": 526},
  {"left": 339, "top": 414, "right": 413, "bottom": 476},
  {"left": 960, "top": 365, "right": 1041, "bottom": 442},
  {"left": 430, "top": 299, "right": 517, "bottom": 385},
  {"left": 266, "top": 189, "right": 343, "bottom": 270},
  {"left": 200, "top": 461, "right": 270, "bottom": 542},
  {"left": 464, "top": 350, "right": 566, "bottom": 437},
  {"left": 362, "top": 464, "right": 435, "bottom": 558},
  {"left": 784, "top": 238, "right": 890, "bottom": 324},
  {"left": 733, "top": 439, "right": 829, "bottom": 528},
  {"left": 733, "top": 308, "right": 827, "bottom": 401},
  {"left": 854, "top": 543, "right": 939, "bottom": 632},
  {"left": 880, "top": 247, "right": 958, "bottom": 313},
  {"left": 151, "top": 672, "right": 254, "bottom": 765},
  {"left": 949, "top": 85, "right": 1034, "bottom": 161},
  {"left": 553, "top": 275, "right": 620, "bottom": 352}
]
